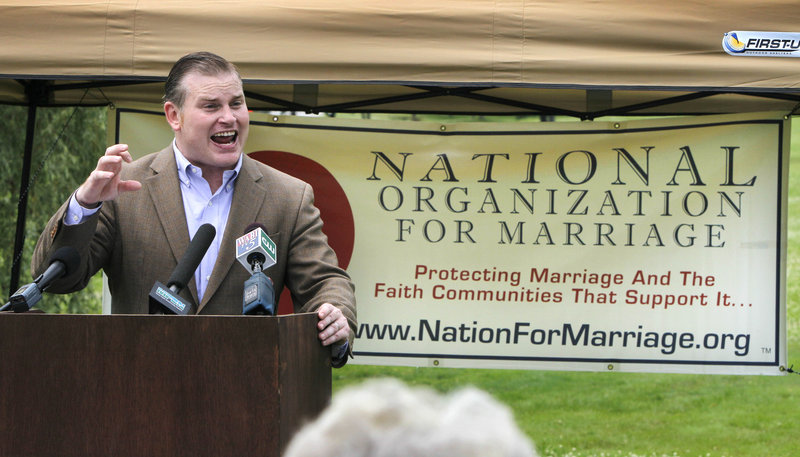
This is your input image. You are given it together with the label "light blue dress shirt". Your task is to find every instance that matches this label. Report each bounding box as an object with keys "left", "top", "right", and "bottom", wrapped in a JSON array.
[{"left": 173, "top": 142, "right": 242, "bottom": 302}]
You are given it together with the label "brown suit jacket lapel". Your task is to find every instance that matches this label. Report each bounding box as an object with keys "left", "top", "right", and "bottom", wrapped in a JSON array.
[{"left": 142, "top": 147, "right": 199, "bottom": 305}]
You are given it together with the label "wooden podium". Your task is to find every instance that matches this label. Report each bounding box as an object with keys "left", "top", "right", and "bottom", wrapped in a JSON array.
[{"left": 0, "top": 312, "right": 331, "bottom": 457}]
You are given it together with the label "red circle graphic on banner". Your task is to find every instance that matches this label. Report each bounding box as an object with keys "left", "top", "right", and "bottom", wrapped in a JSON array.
[{"left": 248, "top": 150, "right": 355, "bottom": 314}]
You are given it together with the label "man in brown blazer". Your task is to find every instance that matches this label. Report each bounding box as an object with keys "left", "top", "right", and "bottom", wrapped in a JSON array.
[{"left": 31, "top": 52, "right": 356, "bottom": 365}]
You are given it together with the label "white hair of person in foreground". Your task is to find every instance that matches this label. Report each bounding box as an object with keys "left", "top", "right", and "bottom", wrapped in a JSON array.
[{"left": 283, "top": 378, "right": 539, "bottom": 457}]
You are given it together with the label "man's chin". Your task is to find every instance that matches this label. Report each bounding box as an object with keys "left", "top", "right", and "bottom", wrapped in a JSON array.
[
  {"left": 202, "top": 148, "right": 242, "bottom": 170},
  {"left": 211, "top": 143, "right": 242, "bottom": 156},
  {"left": 220, "top": 151, "right": 243, "bottom": 167}
]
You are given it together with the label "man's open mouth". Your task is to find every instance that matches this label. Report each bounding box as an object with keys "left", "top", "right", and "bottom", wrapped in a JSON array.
[{"left": 211, "top": 131, "right": 237, "bottom": 144}]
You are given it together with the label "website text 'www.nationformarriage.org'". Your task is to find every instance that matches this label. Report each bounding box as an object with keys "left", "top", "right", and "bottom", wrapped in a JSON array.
[{"left": 356, "top": 320, "right": 751, "bottom": 356}]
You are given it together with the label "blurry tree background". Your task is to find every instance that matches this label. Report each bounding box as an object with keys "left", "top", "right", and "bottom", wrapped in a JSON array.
[{"left": 0, "top": 104, "right": 106, "bottom": 313}]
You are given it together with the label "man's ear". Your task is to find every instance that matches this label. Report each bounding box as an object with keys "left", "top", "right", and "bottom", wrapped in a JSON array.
[{"left": 164, "top": 102, "right": 182, "bottom": 132}]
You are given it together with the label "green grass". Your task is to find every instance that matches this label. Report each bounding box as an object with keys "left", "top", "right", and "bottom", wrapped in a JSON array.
[
  {"left": 332, "top": 117, "right": 800, "bottom": 457},
  {"left": 334, "top": 360, "right": 799, "bottom": 457}
]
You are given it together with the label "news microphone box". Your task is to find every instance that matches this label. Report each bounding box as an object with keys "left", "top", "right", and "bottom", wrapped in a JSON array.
[
  {"left": 243, "top": 272, "right": 275, "bottom": 316},
  {"left": 236, "top": 227, "right": 277, "bottom": 274},
  {"left": 8, "top": 283, "right": 42, "bottom": 312},
  {"left": 148, "top": 281, "right": 193, "bottom": 315}
]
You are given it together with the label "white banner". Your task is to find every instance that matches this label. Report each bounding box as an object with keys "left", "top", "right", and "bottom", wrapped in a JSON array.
[{"left": 113, "top": 107, "right": 789, "bottom": 375}]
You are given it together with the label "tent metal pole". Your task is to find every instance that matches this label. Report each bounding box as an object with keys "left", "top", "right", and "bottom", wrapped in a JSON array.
[{"left": 9, "top": 83, "right": 43, "bottom": 295}]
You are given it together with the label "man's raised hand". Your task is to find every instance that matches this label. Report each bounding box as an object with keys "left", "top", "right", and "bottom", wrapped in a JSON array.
[{"left": 74, "top": 144, "right": 142, "bottom": 208}]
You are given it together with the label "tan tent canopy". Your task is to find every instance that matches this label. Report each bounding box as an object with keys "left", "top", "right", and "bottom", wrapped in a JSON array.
[{"left": 1, "top": 0, "right": 799, "bottom": 117}]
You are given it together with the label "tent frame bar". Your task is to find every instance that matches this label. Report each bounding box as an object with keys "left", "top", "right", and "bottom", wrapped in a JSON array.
[
  {"left": 8, "top": 78, "right": 800, "bottom": 117},
  {"left": 244, "top": 84, "right": 800, "bottom": 118}
]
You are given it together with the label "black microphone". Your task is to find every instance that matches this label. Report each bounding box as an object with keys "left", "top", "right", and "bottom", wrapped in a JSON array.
[
  {"left": 148, "top": 223, "right": 216, "bottom": 315},
  {"left": 2, "top": 246, "right": 81, "bottom": 313},
  {"left": 237, "top": 223, "right": 276, "bottom": 316}
]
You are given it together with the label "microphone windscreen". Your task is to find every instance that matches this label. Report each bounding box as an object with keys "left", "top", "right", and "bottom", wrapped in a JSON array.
[
  {"left": 167, "top": 223, "right": 216, "bottom": 290},
  {"left": 243, "top": 222, "right": 267, "bottom": 235},
  {"left": 50, "top": 246, "right": 81, "bottom": 275}
]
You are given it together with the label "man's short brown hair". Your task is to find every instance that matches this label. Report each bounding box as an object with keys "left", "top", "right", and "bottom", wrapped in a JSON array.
[{"left": 163, "top": 52, "right": 241, "bottom": 108}]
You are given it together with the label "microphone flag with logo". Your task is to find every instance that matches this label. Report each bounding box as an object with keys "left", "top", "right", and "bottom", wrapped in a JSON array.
[
  {"left": 236, "top": 223, "right": 277, "bottom": 315},
  {"left": 235, "top": 223, "right": 276, "bottom": 274}
]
